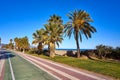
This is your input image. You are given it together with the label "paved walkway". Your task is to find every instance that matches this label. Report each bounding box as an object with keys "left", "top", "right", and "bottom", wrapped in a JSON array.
[
  {"left": 0, "top": 50, "right": 5, "bottom": 80},
  {"left": 3, "top": 50, "right": 57, "bottom": 80},
  {"left": 14, "top": 51, "right": 113, "bottom": 80}
]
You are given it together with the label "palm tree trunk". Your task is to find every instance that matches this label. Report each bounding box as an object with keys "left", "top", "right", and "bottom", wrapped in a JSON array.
[
  {"left": 48, "top": 44, "right": 50, "bottom": 53},
  {"left": 38, "top": 43, "right": 43, "bottom": 54},
  {"left": 75, "top": 32, "right": 80, "bottom": 58},
  {"left": 23, "top": 48, "right": 25, "bottom": 53},
  {"left": 49, "top": 42, "right": 55, "bottom": 58}
]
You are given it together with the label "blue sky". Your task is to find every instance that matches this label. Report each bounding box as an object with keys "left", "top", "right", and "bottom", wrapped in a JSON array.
[{"left": 0, "top": 0, "right": 120, "bottom": 49}]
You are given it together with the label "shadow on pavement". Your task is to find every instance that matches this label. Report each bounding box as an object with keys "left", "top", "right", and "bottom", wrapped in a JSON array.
[{"left": 0, "top": 50, "right": 15, "bottom": 60}]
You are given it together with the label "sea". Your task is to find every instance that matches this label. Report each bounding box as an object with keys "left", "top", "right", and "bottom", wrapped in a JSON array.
[{"left": 56, "top": 49, "right": 94, "bottom": 51}]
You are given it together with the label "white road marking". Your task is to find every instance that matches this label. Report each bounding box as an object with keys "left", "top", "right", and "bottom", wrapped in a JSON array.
[
  {"left": 8, "top": 54, "right": 15, "bottom": 80},
  {"left": 20, "top": 54, "right": 80, "bottom": 80},
  {"left": 17, "top": 53, "right": 61, "bottom": 80},
  {"left": 29, "top": 54, "right": 106, "bottom": 80},
  {"left": 0, "top": 59, "right": 5, "bottom": 76},
  {"left": 11, "top": 50, "right": 108, "bottom": 80}
]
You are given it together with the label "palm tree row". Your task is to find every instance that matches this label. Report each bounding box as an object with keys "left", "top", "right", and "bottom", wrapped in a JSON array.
[
  {"left": 33, "top": 14, "right": 64, "bottom": 57},
  {"left": 2, "top": 9, "right": 96, "bottom": 58},
  {"left": 33, "top": 9, "right": 96, "bottom": 58},
  {"left": 2, "top": 39, "right": 14, "bottom": 49},
  {"left": 14, "top": 36, "right": 30, "bottom": 52}
]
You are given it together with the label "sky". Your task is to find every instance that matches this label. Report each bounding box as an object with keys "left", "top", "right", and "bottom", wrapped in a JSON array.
[{"left": 0, "top": 0, "right": 120, "bottom": 49}]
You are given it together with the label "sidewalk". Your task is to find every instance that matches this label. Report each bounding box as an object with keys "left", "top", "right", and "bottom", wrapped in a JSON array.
[
  {"left": 4, "top": 51, "right": 57, "bottom": 80},
  {"left": 0, "top": 50, "right": 5, "bottom": 80},
  {"left": 13, "top": 50, "right": 114, "bottom": 80}
]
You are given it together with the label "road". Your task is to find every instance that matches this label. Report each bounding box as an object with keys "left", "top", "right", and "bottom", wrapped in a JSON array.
[
  {"left": 0, "top": 50, "right": 5, "bottom": 80},
  {"left": 1, "top": 50, "right": 57, "bottom": 80},
  {"left": 0, "top": 50, "right": 113, "bottom": 80}
]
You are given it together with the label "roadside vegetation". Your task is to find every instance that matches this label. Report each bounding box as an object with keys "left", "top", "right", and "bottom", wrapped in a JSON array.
[
  {"left": 25, "top": 53, "right": 120, "bottom": 79},
  {"left": 1, "top": 9, "right": 120, "bottom": 79},
  {"left": 32, "top": 14, "right": 64, "bottom": 58},
  {"left": 3, "top": 36, "right": 29, "bottom": 52},
  {"left": 64, "top": 10, "right": 96, "bottom": 58},
  {"left": 2, "top": 39, "right": 14, "bottom": 49}
]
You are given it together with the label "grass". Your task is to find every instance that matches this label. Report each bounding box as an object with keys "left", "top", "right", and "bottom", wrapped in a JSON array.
[{"left": 29, "top": 53, "right": 120, "bottom": 79}]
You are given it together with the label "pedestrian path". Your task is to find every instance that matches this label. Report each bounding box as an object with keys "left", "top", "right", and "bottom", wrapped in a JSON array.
[
  {"left": 3, "top": 51, "right": 58, "bottom": 80},
  {"left": 0, "top": 50, "right": 5, "bottom": 80},
  {"left": 15, "top": 51, "right": 113, "bottom": 80}
]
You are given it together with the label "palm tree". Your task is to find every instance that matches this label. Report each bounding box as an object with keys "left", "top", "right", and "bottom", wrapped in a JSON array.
[
  {"left": 64, "top": 10, "right": 96, "bottom": 58},
  {"left": 22, "top": 36, "right": 30, "bottom": 52},
  {"left": 44, "top": 14, "right": 63, "bottom": 58},
  {"left": 32, "top": 14, "right": 63, "bottom": 57},
  {"left": 48, "top": 14, "right": 63, "bottom": 25},
  {"left": 14, "top": 37, "right": 29, "bottom": 52},
  {"left": 8, "top": 39, "right": 14, "bottom": 49},
  {"left": 44, "top": 23, "right": 63, "bottom": 57},
  {"left": 14, "top": 37, "right": 18, "bottom": 50},
  {"left": 32, "top": 28, "right": 47, "bottom": 52},
  {"left": 10, "top": 39, "right": 13, "bottom": 43}
]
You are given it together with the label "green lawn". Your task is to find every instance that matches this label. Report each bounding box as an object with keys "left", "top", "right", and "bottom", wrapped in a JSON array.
[{"left": 30, "top": 53, "right": 120, "bottom": 79}]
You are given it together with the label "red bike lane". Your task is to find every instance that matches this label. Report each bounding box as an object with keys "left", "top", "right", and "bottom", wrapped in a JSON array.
[
  {"left": 16, "top": 51, "right": 113, "bottom": 80},
  {"left": 0, "top": 51, "right": 5, "bottom": 80}
]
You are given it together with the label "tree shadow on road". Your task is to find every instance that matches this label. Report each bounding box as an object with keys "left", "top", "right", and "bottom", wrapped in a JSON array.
[{"left": 0, "top": 50, "right": 15, "bottom": 60}]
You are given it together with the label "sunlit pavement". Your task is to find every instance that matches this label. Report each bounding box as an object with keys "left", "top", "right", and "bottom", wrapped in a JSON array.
[
  {"left": 14, "top": 50, "right": 113, "bottom": 80},
  {"left": 1, "top": 50, "right": 114, "bottom": 80},
  {"left": 1, "top": 50, "right": 57, "bottom": 80},
  {"left": 0, "top": 50, "right": 5, "bottom": 80}
]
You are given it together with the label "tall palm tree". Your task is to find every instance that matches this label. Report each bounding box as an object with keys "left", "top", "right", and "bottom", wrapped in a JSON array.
[
  {"left": 14, "top": 37, "right": 29, "bottom": 52},
  {"left": 64, "top": 10, "right": 96, "bottom": 58},
  {"left": 32, "top": 14, "right": 63, "bottom": 57},
  {"left": 10, "top": 39, "right": 13, "bottom": 43},
  {"left": 14, "top": 37, "right": 20, "bottom": 50},
  {"left": 48, "top": 14, "right": 63, "bottom": 25},
  {"left": 32, "top": 28, "right": 47, "bottom": 52},
  {"left": 44, "top": 23, "right": 63, "bottom": 57},
  {"left": 44, "top": 14, "right": 63, "bottom": 58},
  {"left": 22, "top": 36, "right": 30, "bottom": 52},
  {"left": 8, "top": 39, "right": 14, "bottom": 49}
]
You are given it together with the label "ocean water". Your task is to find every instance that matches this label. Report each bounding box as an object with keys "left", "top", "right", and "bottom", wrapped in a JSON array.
[{"left": 56, "top": 49, "right": 94, "bottom": 51}]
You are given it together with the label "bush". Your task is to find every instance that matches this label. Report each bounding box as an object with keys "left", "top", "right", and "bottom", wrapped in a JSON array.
[
  {"left": 27, "top": 48, "right": 37, "bottom": 54},
  {"left": 108, "top": 47, "right": 120, "bottom": 60},
  {"left": 43, "top": 49, "right": 49, "bottom": 56}
]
